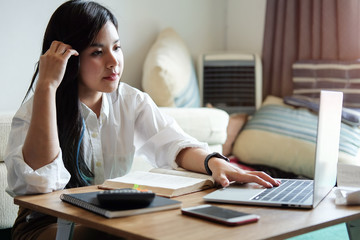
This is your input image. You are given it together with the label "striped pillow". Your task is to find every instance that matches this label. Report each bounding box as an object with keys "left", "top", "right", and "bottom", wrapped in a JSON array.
[
  {"left": 292, "top": 60, "right": 360, "bottom": 108},
  {"left": 233, "top": 96, "right": 360, "bottom": 178}
]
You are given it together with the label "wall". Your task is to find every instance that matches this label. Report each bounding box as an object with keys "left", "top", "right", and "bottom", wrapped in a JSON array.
[
  {"left": 226, "top": 0, "right": 266, "bottom": 56},
  {"left": 0, "top": 0, "right": 62, "bottom": 113},
  {"left": 0, "top": 0, "right": 265, "bottom": 112},
  {"left": 97, "top": 0, "right": 226, "bottom": 89}
]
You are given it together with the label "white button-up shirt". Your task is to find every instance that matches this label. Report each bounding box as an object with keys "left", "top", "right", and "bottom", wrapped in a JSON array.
[{"left": 5, "top": 83, "right": 208, "bottom": 196}]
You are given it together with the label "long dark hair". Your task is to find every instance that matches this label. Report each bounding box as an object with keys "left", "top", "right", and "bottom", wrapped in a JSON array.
[{"left": 23, "top": 0, "right": 118, "bottom": 188}]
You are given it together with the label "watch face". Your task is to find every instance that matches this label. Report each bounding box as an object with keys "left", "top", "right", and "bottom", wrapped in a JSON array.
[{"left": 216, "top": 153, "right": 230, "bottom": 162}]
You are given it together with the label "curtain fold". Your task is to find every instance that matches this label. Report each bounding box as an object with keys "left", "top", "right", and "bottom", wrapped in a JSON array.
[{"left": 262, "top": 0, "right": 360, "bottom": 99}]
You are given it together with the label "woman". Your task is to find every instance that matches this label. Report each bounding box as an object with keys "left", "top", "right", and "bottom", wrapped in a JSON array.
[{"left": 5, "top": 0, "right": 279, "bottom": 239}]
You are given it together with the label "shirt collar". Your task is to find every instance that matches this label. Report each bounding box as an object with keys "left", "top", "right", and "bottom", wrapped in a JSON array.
[{"left": 80, "top": 93, "right": 110, "bottom": 121}]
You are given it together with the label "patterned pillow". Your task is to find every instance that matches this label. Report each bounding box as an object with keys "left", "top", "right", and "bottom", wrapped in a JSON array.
[
  {"left": 232, "top": 96, "right": 360, "bottom": 178},
  {"left": 142, "top": 28, "right": 200, "bottom": 107},
  {"left": 292, "top": 60, "right": 360, "bottom": 109}
]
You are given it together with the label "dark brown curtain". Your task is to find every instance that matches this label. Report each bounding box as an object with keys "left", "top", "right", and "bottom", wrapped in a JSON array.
[{"left": 262, "top": 0, "right": 360, "bottom": 99}]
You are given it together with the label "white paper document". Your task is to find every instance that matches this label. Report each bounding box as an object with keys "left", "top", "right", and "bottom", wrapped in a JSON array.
[
  {"left": 337, "top": 163, "right": 360, "bottom": 188},
  {"left": 334, "top": 163, "right": 360, "bottom": 205}
]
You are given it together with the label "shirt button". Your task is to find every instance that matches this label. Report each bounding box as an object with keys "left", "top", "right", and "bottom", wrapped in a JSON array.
[
  {"left": 92, "top": 132, "right": 98, "bottom": 138},
  {"left": 96, "top": 161, "right": 102, "bottom": 167}
]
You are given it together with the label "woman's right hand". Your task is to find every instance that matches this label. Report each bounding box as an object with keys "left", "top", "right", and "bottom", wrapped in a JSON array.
[
  {"left": 23, "top": 41, "right": 78, "bottom": 170},
  {"left": 37, "top": 40, "right": 79, "bottom": 90}
]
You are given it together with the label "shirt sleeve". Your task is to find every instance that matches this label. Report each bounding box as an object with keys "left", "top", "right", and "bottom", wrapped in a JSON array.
[
  {"left": 133, "top": 93, "right": 210, "bottom": 169},
  {"left": 4, "top": 100, "right": 71, "bottom": 197}
]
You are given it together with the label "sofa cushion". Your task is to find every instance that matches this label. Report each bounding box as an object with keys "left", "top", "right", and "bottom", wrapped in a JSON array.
[
  {"left": 142, "top": 28, "right": 200, "bottom": 108},
  {"left": 232, "top": 96, "right": 360, "bottom": 178},
  {"left": 160, "top": 107, "right": 228, "bottom": 145}
]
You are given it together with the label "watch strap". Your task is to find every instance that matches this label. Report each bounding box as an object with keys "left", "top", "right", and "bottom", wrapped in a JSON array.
[{"left": 204, "top": 152, "right": 230, "bottom": 175}]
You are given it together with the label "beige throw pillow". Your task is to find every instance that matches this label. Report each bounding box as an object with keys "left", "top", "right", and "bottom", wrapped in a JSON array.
[{"left": 142, "top": 28, "right": 200, "bottom": 107}]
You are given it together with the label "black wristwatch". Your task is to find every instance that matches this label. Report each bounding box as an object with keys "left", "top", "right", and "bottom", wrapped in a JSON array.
[{"left": 204, "top": 152, "right": 230, "bottom": 175}]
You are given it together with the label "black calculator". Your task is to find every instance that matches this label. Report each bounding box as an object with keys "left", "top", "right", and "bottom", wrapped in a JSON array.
[{"left": 97, "top": 188, "right": 155, "bottom": 208}]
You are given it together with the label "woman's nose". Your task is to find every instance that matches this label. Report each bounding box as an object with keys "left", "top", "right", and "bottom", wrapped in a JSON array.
[{"left": 107, "top": 52, "right": 119, "bottom": 69}]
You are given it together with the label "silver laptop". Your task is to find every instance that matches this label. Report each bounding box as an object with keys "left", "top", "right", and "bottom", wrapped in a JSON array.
[{"left": 204, "top": 90, "right": 343, "bottom": 209}]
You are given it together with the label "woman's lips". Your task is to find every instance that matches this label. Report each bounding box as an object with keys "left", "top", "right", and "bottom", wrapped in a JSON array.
[{"left": 104, "top": 73, "right": 119, "bottom": 81}]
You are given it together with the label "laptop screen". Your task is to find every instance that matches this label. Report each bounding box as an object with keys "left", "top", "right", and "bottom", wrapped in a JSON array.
[{"left": 312, "top": 90, "right": 343, "bottom": 207}]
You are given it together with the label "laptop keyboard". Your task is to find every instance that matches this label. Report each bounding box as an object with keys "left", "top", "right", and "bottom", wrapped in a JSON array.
[{"left": 251, "top": 179, "right": 313, "bottom": 203}]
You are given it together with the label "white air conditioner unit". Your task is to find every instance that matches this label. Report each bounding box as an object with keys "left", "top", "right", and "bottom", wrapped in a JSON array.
[{"left": 198, "top": 53, "right": 262, "bottom": 114}]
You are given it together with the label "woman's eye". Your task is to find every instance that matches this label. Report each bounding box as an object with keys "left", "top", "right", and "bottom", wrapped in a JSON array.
[
  {"left": 91, "top": 50, "right": 102, "bottom": 56},
  {"left": 114, "top": 45, "right": 122, "bottom": 51}
]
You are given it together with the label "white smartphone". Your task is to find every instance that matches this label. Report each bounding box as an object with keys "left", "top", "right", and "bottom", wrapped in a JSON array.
[{"left": 181, "top": 204, "right": 260, "bottom": 226}]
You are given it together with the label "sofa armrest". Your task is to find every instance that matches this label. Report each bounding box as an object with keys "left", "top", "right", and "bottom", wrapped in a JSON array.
[
  {"left": 0, "top": 112, "right": 18, "bottom": 229},
  {"left": 0, "top": 163, "right": 18, "bottom": 229},
  {"left": 0, "top": 112, "right": 14, "bottom": 163},
  {"left": 159, "top": 107, "right": 229, "bottom": 145}
]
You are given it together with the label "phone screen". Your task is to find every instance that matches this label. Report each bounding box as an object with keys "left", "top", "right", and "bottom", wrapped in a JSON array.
[
  {"left": 191, "top": 205, "right": 249, "bottom": 219},
  {"left": 181, "top": 204, "right": 259, "bottom": 226}
]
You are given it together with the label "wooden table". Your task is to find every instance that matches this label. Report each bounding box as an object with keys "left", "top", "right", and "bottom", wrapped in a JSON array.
[{"left": 14, "top": 186, "right": 360, "bottom": 240}]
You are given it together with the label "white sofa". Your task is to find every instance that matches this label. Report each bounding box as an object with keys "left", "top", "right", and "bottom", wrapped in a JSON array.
[
  {"left": 0, "top": 107, "right": 229, "bottom": 229},
  {"left": 0, "top": 112, "right": 18, "bottom": 230}
]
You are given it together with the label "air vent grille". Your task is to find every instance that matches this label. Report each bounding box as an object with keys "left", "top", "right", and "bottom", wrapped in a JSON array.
[
  {"left": 199, "top": 54, "right": 261, "bottom": 114},
  {"left": 203, "top": 62, "right": 255, "bottom": 108}
]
